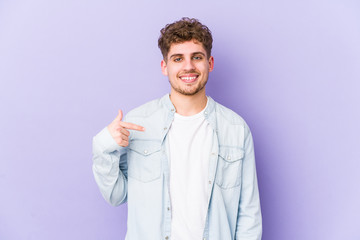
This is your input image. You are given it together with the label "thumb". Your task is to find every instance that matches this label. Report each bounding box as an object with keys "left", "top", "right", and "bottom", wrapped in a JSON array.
[{"left": 116, "top": 109, "right": 123, "bottom": 121}]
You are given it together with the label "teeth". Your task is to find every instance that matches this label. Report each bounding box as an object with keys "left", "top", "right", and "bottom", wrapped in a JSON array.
[{"left": 181, "top": 77, "right": 196, "bottom": 80}]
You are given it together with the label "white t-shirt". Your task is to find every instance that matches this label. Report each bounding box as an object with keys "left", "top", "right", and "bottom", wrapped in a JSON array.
[{"left": 168, "top": 100, "right": 214, "bottom": 240}]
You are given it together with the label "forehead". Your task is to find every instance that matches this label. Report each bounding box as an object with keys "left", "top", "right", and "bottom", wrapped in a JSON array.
[{"left": 167, "top": 40, "right": 206, "bottom": 56}]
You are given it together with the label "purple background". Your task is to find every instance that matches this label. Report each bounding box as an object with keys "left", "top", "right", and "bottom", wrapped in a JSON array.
[{"left": 1, "top": 0, "right": 359, "bottom": 239}]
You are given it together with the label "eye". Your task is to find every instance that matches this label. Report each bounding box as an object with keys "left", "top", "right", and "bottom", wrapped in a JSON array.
[
  {"left": 193, "top": 56, "right": 203, "bottom": 60},
  {"left": 174, "top": 57, "right": 182, "bottom": 62}
]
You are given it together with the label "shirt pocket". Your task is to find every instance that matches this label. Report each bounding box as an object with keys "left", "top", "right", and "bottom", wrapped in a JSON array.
[
  {"left": 215, "top": 146, "right": 244, "bottom": 189},
  {"left": 127, "top": 139, "right": 162, "bottom": 182}
]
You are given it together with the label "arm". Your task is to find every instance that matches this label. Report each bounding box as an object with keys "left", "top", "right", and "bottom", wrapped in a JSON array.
[
  {"left": 235, "top": 124, "right": 262, "bottom": 240},
  {"left": 93, "top": 127, "right": 128, "bottom": 206},
  {"left": 92, "top": 110, "right": 145, "bottom": 206}
]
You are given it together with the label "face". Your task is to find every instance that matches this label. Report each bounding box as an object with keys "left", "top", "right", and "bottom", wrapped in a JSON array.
[{"left": 161, "top": 40, "right": 214, "bottom": 96}]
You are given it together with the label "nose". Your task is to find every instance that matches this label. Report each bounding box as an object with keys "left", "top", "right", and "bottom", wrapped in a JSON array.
[{"left": 183, "top": 58, "right": 195, "bottom": 71}]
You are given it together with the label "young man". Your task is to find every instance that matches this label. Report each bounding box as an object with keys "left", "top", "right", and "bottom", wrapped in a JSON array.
[{"left": 93, "top": 17, "right": 262, "bottom": 240}]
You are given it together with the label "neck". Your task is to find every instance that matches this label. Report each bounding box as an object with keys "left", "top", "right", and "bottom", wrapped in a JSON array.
[{"left": 169, "top": 89, "right": 207, "bottom": 116}]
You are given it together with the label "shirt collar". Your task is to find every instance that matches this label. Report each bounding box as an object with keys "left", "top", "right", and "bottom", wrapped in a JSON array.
[
  {"left": 160, "top": 93, "right": 217, "bottom": 130},
  {"left": 160, "top": 94, "right": 215, "bottom": 115}
]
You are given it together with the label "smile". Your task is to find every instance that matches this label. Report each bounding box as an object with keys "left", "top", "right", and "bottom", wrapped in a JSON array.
[{"left": 179, "top": 75, "right": 198, "bottom": 83}]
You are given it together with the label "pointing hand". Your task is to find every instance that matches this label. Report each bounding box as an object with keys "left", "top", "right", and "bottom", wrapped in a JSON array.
[{"left": 107, "top": 110, "right": 145, "bottom": 147}]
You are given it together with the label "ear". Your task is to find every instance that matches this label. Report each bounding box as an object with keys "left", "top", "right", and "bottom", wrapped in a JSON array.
[
  {"left": 161, "top": 59, "right": 168, "bottom": 76},
  {"left": 208, "top": 56, "right": 214, "bottom": 72}
]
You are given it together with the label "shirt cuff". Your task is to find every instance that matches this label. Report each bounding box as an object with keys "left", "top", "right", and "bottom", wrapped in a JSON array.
[{"left": 94, "top": 127, "right": 122, "bottom": 153}]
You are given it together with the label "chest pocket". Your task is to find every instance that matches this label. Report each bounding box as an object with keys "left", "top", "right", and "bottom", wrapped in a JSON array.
[
  {"left": 127, "top": 140, "right": 162, "bottom": 182},
  {"left": 215, "top": 146, "right": 244, "bottom": 189}
]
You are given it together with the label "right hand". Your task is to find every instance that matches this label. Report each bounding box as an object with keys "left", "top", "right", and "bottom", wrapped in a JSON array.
[{"left": 107, "top": 110, "right": 145, "bottom": 147}]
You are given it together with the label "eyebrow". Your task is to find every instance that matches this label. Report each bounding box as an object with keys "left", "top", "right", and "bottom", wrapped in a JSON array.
[{"left": 169, "top": 52, "right": 206, "bottom": 60}]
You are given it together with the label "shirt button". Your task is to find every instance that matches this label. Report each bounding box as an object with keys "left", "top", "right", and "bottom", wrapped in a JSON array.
[
  {"left": 171, "top": 108, "right": 175, "bottom": 112},
  {"left": 227, "top": 156, "right": 231, "bottom": 160},
  {"left": 167, "top": 207, "right": 170, "bottom": 211},
  {"left": 165, "top": 236, "right": 169, "bottom": 240},
  {"left": 211, "top": 152, "right": 216, "bottom": 155},
  {"left": 144, "top": 150, "right": 148, "bottom": 154},
  {"left": 204, "top": 111, "right": 208, "bottom": 115},
  {"left": 164, "top": 127, "right": 167, "bottom": 130},
  {"left": 209, "top": 180, "right": 212, "bottom": 184}
]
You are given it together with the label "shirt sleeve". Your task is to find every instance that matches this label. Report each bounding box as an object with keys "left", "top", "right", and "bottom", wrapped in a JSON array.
[
  {"left": 235, "top": 124, "right": 262, "bottom": 240},
  {"left": 92, "top": 126, "right": 128, "bottom": 206}
]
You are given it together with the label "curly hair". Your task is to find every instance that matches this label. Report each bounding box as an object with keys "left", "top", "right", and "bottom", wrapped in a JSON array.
[{"left": 158, "top": 17, "right": 213, "bottom": 60}]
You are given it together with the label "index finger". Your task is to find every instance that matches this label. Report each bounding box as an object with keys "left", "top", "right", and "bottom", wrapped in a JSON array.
[{"left": 120, "top": 121, "right": 145, "bottom": 131}]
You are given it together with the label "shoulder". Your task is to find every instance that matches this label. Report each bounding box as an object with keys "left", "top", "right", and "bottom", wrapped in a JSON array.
[
  {"left": 213, "top": 100, "right": 247, "bottom": 127},
  {"left": 125, "top": 97, "right": 164, "bottom": 120},
  {"left": 212, "top": 99, "right": 252, "bottom": 147},
  {"left": 123, "top": 95, "right": 168, "bottom": 141}
]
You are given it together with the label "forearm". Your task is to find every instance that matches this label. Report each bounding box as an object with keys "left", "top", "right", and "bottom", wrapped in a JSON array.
[
  {"left": 235, "top": 172, "right": 262, "bottom": 240},
  {"left": 235, "top": 126, "right": 262, "bottom": 239},
  {"left": 92, "top": 127, "right": 128, "bottom": 206}
]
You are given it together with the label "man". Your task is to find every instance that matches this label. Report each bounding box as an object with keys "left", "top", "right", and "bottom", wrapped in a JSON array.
[{"left": 93, "top": 17, "right": 262, "bottom": 240}]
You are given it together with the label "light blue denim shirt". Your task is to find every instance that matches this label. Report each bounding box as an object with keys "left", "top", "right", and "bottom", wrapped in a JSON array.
[{"left": 92, "top": 94, "right": 262, "bottom": 240}]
